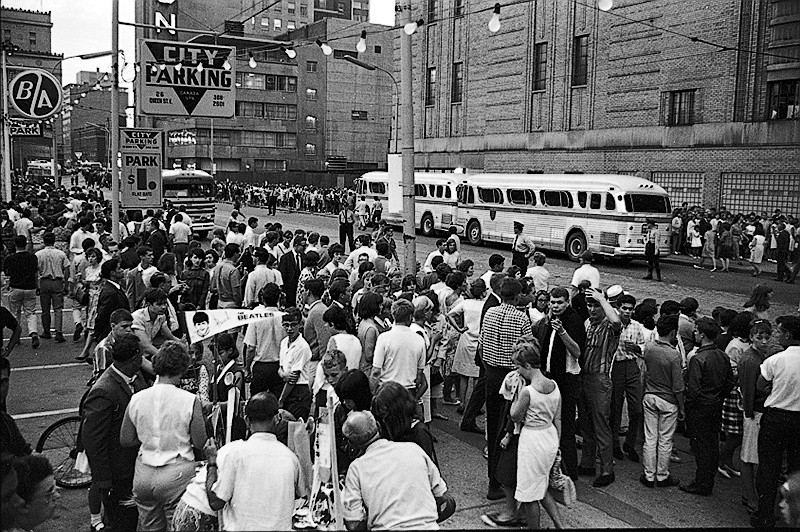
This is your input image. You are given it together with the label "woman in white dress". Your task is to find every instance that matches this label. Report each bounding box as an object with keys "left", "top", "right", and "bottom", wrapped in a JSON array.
[
  {"left": 748, "top": 224, "right": 766, "bottom": 277},
  {"left": 446, "top": 278, "right": 487, "bottom": 412},
  {"left": 510, "top": 337, "right": 563, "bottom": 529}
]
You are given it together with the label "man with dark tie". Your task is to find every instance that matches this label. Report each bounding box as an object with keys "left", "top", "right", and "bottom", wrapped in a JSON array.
[{"left": 278, "top": 235, "right": 307, "bottom": 308}]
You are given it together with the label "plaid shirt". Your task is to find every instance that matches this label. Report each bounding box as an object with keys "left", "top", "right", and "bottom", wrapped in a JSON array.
[
  {"left": 614, "top": 319, "right": 648, "bottom": 362},
  {"left": 480, "top": 303, "right": 532, "bottom": 368},
  {"left": 582, "top": 317, "right": 622, "bottom": 375}
]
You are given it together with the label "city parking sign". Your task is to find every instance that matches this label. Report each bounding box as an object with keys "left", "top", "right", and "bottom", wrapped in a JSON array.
[
  {"left": 8, "top": 69, "right": 63, "bottom": 120},
  {"left": 121, "top": 129, "right": 163, "bottom": 208},
  {"left": 139, "top": 39, "right": 236, "bottom": 117}
]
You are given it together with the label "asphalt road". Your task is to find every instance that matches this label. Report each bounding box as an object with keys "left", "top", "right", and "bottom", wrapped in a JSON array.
[{"left": 5, "top": 201, "right": 792, "bottom": 530}]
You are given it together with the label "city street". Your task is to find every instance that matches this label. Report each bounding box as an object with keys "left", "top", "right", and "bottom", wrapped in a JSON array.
[{"left": 5, "top": 202, "right": 794, "bottom": 530}]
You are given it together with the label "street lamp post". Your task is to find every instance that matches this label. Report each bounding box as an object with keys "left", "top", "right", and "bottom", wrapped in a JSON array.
[
  {"left": 341, "top": 55, "right": 400, "bottom": 154},
  {"left": 110, "top": 0, "right": 121, "bottom": 242},
  {"left": 399, "top": 4, "right": 417, "bottom": 275}
]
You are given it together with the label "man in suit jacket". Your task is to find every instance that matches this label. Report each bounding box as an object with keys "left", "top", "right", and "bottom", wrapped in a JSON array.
[
  {"left": 461, "top": 272, "right": 506, "bottom": 435},
  {"left": 125, "top": 246, "right": 156, "bottom": 310},
  {"left": 278, "top": 235, "right": 307, "bottom": 308},
  {"left": 82, "top": 333, "right": 148, "bottom": 532},
  {"left": 93, "top": 259, "right": 130, "bottom": 344},
  {"left": 775, "top": 222, "right": 791, "bottom": 282}
]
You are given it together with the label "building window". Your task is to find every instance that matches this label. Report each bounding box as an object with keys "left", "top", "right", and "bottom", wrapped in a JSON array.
[
  {"left": 374, "top": 45, "right": 382, "bottom": 54},
  {"left": 288, "top": 2, "right": 296, "bottom": 13},
  {"left": 451, "top": 62, "right": 463, "bottom": 104},
  {"left": 305, "top": 143, "right": 316, "bottom": 155},
  {"left": 425, "top": 67, "right": 437, "bottom": 107},
  {"left": 427, "top": 0, "right": 438, "bottom": 21},
  {"left": 305, "top": 115, "right": 317, "bottom": 130},
  {"left": 532, "top": 42, "right": 547, "bottom": 91},
  {"left": 767, "top": 80, "right": 799, "bottom": 120},
  {"left": 260, "top": 17, "right": 270, "bottom": 26},
  {"left": 307, "top": 61, "right": 318, "bottom": 72},
  {"left": 351, "top": 110, "right": 368, "bottom": 120},
  {"left": 454, "top": 0, "right": 464, "bottom": 16},
  {"left": 287, "top": 21, "right": 296, "bottom": 30},
  {"left": 264, "top": 103, "right": 297, "bottom": 119},
  {"left": 306, "top": 88, "right": 317, "bottom": 100},
  {"left": 273, "top": 18, "right": 282, "bottom": 30},
  {"left": 333, "top": 49, "right": 358, "bottom": 59},
  {"left": 29, "top": 32, "right": 37, "bottom": 46},
  {"left": 571, "top": 35, "right": 588, "bottom": 86},
  {"left": 235, "top": 101, "right": 265, "bottom": 117},
  {"left": 236, "top": 72, "right": 266, "bottom": 89},
  {"left": 3, "top": 30, "right": 10, "bottom": 42},
  {"left": 667, "top": 89, "right": 696, "bottom": 125},
  {"left": 287, "top": 77, "right": 297, "bottom": 92},
  {"left": 300, "top": 4, "right": 308, "bottom": 16},
  {"left": 255, "top": 159, "right": 287, "bottom": 171},
  {"left": 337, "top": 2, "right": 345, "bottom": 12}
]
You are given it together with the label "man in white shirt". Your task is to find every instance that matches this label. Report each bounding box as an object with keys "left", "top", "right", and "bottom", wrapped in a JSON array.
[
  {"left": 343, "top": 234, "right": 377, "bottom": 271},
  {"left": 570, "top": 250, "right": 601, "bottom": 296},
  {"left": 244, "top": 217, "right": 260, "bottom": 249},
  {"left": 526, "top": 252, "right": 550, "bottom": 292},
  {"left": 69, "top": 217, "right": 101, "bottom": 257},
  {"left": 423, "top": 239, "right": 447, "bottom": 274},
  {"left": 243, "top": 249, "right": 281, "bottom": 308},
  {"left": 205, "top": 392, "right": 303, "bottom": 532},
  {"left": 278, "top": 308, "right": 313, "bottom": 420},
  {"left": 244, "top": 283, "right": 286, "bottom": 398},
  {"left": 342, "top": 411, "right": 454, "bottom": 531},
  {"left": 371, "top": 299, "right": 427, "bottom": 399},
  {"left": 480, "top": 253, "right": 506, "bottom": 286},
  {"left": 168, "top": 213, "right": 192, "bottom": 275}
]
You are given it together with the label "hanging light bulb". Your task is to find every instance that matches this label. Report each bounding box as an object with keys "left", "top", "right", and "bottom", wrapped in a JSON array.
[
  {"left": 356, "top": 30, "right": 367, "bottom": 53},
  {"left": 404, "top": 19, "right": 424, "bottom": 35},
  {"left": 222, "top": 58, "right": 232, "bottom": 71},
  {"left": 281, "top": 46, "right": 297, "bottom": 59},
  {"left": 150, "top": 64, "right": 159, "bottom": 75},
  {"left": 158, "top": 63, "right": 166, "bottom": 71},
  {"left": 196, "top": 62, "right": 204, "bottom": 72},
  {"left": 316, "top": 40, "right": 333, "bottom": 56},
  {"left": 597, "top": 0, "right": 613, "bottom": 11},
  {"left": 175, "top": 61, "right": 183, "bottom": 71},
  {"left": 248, "top": 52, "right": 257, "bottom": 68},
  {"left": 488, "top": 3, "right": 501, "bottom": 32}
]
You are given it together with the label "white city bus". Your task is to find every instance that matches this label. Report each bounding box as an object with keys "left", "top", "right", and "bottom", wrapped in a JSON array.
[
  {"left": 357, "top": 171, "right": 672, "bottom": 260},
  {"left": 162, "top": 169, "right": 216, "bottom": 239},
  {"left": 356, "top": 171, "right": 460, "bottom": 236}
]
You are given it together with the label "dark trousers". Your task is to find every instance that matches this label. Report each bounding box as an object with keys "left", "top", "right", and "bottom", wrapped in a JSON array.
[
  {"left": 554, "top": 373, "right": 580, "bottom": 479},
  {"left": 686, "top": 402, "right": 722, "bottom": 492},
  {"left": 39, "top": 278, "right": 64, "bottom": 335},
  {"left": 105, "top": 484, "right": 139, "bottom": 532},
  {"left": 485, "top": 364, "right": 514, "bottom": 490},
  {"left": 580, "top": 373, "right": 614, "bottom": 475},
  {"left": 251, "top": 361, "right": 282, "bottom": 399},
  {"left": 756, "top": 408, "right": 800, "bottom": 524},
  {"left": 339, "top": 223, "right": 355, "bottom": 252},
  {"left": 282, "top": 383, "right": 312, "bottom": 421},
  {"left": 611, "top": 359, "right": 643, "bottom": 451},
  {"left": 461, "top": 364, "right": 485, "bottom": 427},
  {"left": 268, "top": 200, "right": 277, "bottom": 215},
  {"left": 646, "top": 256, "right": 661, "bottom": 279},
  {"left": 511, "top": 251, "right": 529, "bottom": 274},
  {"left": 776, "top": 253, "right": 790, "bottom": 281}
]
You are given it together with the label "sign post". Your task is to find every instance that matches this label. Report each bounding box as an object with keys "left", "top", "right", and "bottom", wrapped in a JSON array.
[
  {"left": 138, "top": 39, "right": 236, "bottom": 118},
  {"left": 120, "top": 128, "right": 163, "bottom": 209}
]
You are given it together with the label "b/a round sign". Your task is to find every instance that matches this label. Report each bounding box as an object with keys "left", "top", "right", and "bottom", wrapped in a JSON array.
[{"left": 8, "top": 69, "right": 63, "bottom": 120}]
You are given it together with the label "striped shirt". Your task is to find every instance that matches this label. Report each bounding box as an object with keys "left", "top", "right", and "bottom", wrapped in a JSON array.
[
  {"left": 480, "top": 303, "right": 532, "bottom": 368},
  {"left": 582, "top": 317, "right": 622, "bottom": 375}
]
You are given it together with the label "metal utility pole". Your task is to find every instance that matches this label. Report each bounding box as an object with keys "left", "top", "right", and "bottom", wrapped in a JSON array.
[
  {"left": 1, "top": 47, "right": 13, "bottom": 202},
  {"left": 399, "top": 4, "right": 417, "bottom": 275},
  {"left": 110, "top": 0, "right": 121, "bottom": 242}
]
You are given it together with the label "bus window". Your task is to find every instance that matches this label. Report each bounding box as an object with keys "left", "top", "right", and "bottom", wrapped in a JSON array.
[
  {"left": 508, "top": 189, "right": 536, "bottom": 206},
  {"left": 369, "top": 182, "right": 386, "bottom": 195},
  {"left": 540, "top": 190, "right": 573, "bottom": 208},
  {"left": 436, "top": 185, "right": 444, "bottom": 198},
  {"left": 164, "top": 184, "right": 214, "bottom": 198},
  {"left": 605, "top": 193, "right": 616, "bottom": 211},
  {"left": 623, "top": 194, "right": 671, "bottom": 213},
  {"left": 478, "top": 187, "right": 503, "bottom": 204},
  {"left": 467, "top": 187, "right": 475, "bottom": 204},
  {"left": 415, "top": 184, "right": 427, "bottom": 197},
  {"left": 578, "top": 191, "right": 587, "bottom": 208},
  {"left": 356, "top": 180, "right": 365, "bottom": 195},
  {"left": 444, "top": 186, "right": 452, "bottom": 199},
  {"left": 590, "top": 193, "right": 601, "bottom": 209},
  {"left": 428, "top": 184, "right": 435, "bottom": 196}
]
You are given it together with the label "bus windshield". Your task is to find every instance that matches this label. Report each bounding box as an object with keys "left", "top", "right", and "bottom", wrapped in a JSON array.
[
  {"left": 163, "top": 184, "right": 214, "bottom": 198},
  {"left": 623, "top": 194, "right": 671, "bottom": 214}
]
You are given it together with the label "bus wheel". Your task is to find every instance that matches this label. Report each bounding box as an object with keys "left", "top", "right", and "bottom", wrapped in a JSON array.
[
  {"left": 566, "top": 231, "right": 587, "bottom": 262},
  {"left": 421, "top": 213, "right": 435, "bottom": 237},
  {"left": 195, "top": 231, "right": 209, "bottom": 240},
  {"left": 466, "top": 220, "right": 482, "bottom": 246}
]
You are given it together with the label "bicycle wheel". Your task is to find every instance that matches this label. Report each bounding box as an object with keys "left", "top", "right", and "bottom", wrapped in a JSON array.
[{"left": 35, "top": 416, "right": 92, "bottom": 489}]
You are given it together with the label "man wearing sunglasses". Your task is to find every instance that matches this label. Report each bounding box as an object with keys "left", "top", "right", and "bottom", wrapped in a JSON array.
[{"left": 579, "top": 287, "right": 622, "bottom": 488}]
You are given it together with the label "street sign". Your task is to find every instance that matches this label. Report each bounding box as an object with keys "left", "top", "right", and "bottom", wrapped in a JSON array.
[
  {"left": 9, "top": 119, "right": 42, "bottom": 137},
  {"left": 120, "top": 128, "right": 163, "bottom": 209},
  {"left": 74, "top": 152, "right": 83, "bottom": 159},
  {"left": 8, "top": 69, "right": 63, "bottom": 120},
  {"left": 138, "top": 39, "right": 235, "bottom": 117}
]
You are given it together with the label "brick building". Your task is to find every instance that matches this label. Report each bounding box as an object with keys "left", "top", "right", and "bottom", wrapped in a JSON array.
[
  {"left": 400, "top": 0, "right": 800, "bottom": 214},
  {"left": 0, "top": 6, "right": 62, "bottom": 174}
]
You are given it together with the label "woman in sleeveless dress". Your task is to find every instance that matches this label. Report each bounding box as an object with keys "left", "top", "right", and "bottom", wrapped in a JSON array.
[{"left": 510, "top": 337, "right": 564, "bottom": 529}]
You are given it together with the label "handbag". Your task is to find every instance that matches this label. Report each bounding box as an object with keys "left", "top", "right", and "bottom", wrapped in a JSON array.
[
  {"left": 74, "top": 283, "right": 88, "bottom": 306},
  {"left": 429, "top": 366, "right": 444, "bottom": 388},
  {"left": 548, "top": 449, "right": 577, "bottom": 507}
]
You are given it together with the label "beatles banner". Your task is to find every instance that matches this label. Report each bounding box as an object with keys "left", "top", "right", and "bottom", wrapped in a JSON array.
[{"left": 184, "top": 309, "right": 284, "bottom": 344}]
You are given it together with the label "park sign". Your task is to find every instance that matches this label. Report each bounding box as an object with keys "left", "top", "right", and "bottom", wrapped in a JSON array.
[
  {"left": 8, "top": 69, "right": 63, "bottom": 120},
  {"left": 120, "top": 128, "right": 163, "bottom": 209},
  {"left": 139, "top": 39, "right": 235, "bottom": 117},
  {"left": 9, "top": 119, "right": 42, "bottom": 137}
]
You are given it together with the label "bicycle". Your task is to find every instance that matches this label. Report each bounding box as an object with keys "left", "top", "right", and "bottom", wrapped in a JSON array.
[{"left": 35, "top": 385, "right": 93, "bottom": 489}]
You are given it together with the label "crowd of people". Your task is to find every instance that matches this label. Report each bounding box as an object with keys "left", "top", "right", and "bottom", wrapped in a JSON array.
[
  {"left": 670, "top": 204, "right": 800, "bottom": 281},
  {"left": 1, "top": 177, "right": 800, "bottom": 531},
  {"left": 216, "top": 182, "right": 356, "bottom": 218}
]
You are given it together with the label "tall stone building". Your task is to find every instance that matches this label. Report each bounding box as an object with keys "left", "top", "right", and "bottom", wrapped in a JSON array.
[{"left": 399, "top": 0, "right": 799, "bottom": 213}]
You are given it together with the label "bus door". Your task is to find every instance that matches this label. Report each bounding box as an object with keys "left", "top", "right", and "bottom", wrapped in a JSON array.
[{"left": 455, "top": 183, "right": 475, "bottom": 238}]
